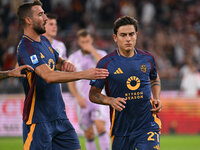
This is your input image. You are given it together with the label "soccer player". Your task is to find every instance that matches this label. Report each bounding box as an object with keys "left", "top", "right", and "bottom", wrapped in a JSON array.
[
  {"left": 17, "top": 1, "right": 109, "bottom": 150},
  {"left": 89, "top": 16, "right": 162, "bottom": 150},
  {"left": 43, "top": 13, "right": 67, "bottom": 59},
  {"left": 0, "top": 65, "right": 33, "bottom": 80},
  {"left": 68, "top": 29, "right": 110, "bottom": 150}
]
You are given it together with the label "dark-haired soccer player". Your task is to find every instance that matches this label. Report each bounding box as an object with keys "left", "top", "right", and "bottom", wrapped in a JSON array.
[
  {"left": 17, "top": 1, "right": 108, "bottom": 150},
  {"left": 89, "top": 16, "right": 162, "bottom": 150},
  {"left": 0, "top": 65, "right": 33, "bottom": 80}
]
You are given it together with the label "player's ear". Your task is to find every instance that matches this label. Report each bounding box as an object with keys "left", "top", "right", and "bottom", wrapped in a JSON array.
[
  {"left": 25, "top": 17, "right": 32, "bottom": 25},
  {"left": 113, "top": 34, "right": 117, "bottom": 43}
]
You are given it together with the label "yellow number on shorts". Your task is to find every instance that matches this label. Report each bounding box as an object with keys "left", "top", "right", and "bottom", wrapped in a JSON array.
[
  {"left": 147, "top": 132, "right": 155, "bottom": 141},
  {"left": 147, "top": 132, "right": 159, "bottom": 142},
  {"left": 155, "top": 132, "right": 160, "bottom": 142}
]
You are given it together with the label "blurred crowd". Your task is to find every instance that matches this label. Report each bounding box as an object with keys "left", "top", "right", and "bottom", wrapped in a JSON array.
[{"left": 0, "top": 0, "right": 200, "bottom": 95}]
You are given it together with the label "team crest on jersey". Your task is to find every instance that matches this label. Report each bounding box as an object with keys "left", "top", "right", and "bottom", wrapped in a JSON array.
[
  {"left": 126, "top": 76, "right": 141, "bottom": 91},
  {"left": 140, "top": 64, "right": 147, "bottom": 73},
  {"left": 30, "top": 55, "right": 39, "bottom": 64}
]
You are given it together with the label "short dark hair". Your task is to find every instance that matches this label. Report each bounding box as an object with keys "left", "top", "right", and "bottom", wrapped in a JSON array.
[
  {"left": 46, "top": 13, "right": 57, "bottom": 20},
  {"left": 113, "top": 16, "right": 138, "bottom": 35},
  {"left": 17, "top": 0, "right": 42, "bottom": 27},
  {"left": 77, "top": 29, "right": 91, "bottom": 38}
]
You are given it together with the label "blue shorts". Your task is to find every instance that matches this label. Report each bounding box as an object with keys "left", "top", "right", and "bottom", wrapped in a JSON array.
[
  {"left": 23, "top": 119, "right": 80, "bottom": 150},
  {"left": 112, "top": 131, "right": 160, "bottom": 150}
]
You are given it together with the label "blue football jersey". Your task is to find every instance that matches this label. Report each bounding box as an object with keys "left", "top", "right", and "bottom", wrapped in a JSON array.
[
  {"left": 17, "top": 35, "right": 67, "bottom": 125},
  {"left": 90, "top": 49, "right": 161, "bottom": 137}
]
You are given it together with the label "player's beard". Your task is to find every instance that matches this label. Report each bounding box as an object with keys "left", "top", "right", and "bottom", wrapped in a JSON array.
[{"left": 33, "top": 23, "right": 46, "bottom": 35}]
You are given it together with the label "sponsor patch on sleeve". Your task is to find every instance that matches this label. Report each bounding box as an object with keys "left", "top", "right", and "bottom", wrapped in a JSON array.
[{"left": 30, "top": 54, "right": 39, "bottom": 64}]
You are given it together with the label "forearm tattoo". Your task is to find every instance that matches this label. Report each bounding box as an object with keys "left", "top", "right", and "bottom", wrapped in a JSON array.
[{"left": 151, "top": 80, "right": 161, "bottom": 88}]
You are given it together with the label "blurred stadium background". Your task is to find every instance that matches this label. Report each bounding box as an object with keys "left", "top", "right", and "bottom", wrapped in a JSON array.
[{"left": 0, "top": 0, "right": 200, "bottom": 149}]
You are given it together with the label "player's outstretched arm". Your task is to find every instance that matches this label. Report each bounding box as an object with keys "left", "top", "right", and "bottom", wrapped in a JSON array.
[
  {"left": 89, "top": 86, "right": 126, "bottom": 112},
  {"left": 150, "top": 74, "right": 162, "bottom": 113},
  {"left": 35, "top": 64, "right": 109, "bottom": 83},
  {"left": 0, "top": 65, "right": 34, "bottom": 80}
]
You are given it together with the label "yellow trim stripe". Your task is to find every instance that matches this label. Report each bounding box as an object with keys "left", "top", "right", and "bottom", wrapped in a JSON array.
[
  {"left": 26, "top": 87, "right": 36, "bottom": 125},
  {"left": 153, "top": 114, "right": 162, "bottom": 129},
  {"left": 111, "top": 135, "right": 115, "bottom": 145},
  {"left": 26, "top": 71, "right": 32, "bottom": 86},
  {"left": 23, "top": 35, "right": 33, "bottom": 42},
  {"left": 24, "top": 124, "right": 36, "bottom": 150},
  {"left": 116, "top": 49, "right": 120, "bottom": 56},
  {"left": 109, "top": 109, "right": 116, "bottom": 136},
  {"left": 26, "top": 71, "right": 36, "bottom": 125}
]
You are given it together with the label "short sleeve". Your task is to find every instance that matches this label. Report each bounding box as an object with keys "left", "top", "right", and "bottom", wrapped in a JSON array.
[
  {"left": 149, "top": 56, "right": 158, "bottom": 80},
  {"left": 90, "top": 59, "right": 106, "bottom": 89},
  {"left": 17, "top": 42, "right": 45, "bottom": 69}
]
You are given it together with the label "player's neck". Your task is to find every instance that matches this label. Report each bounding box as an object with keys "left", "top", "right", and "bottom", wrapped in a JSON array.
[
  {"left": 24, "top": 28, "right": 41, "bottom": 42},
  {"left": 118, "top": 48, "right": 135, "bottom": 57}
]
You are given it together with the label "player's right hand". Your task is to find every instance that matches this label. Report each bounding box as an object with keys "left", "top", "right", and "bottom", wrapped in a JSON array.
[
  {"left": 110, "top": 97, "right": 126, "bottom": 112},
  {"left": 9, "top": 65, "right": 34, "bottom": 78},
  {"left": 85, "top": 68, "right": 109, "bottom": 80}
]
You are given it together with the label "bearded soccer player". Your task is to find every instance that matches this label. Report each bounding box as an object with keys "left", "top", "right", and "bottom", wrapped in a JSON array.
[
  {"left": 17, "top": 1, "right": 108, "bottom": 150},
  {"left": 89, "top": 16, "right": 162, "bottom": 150}
]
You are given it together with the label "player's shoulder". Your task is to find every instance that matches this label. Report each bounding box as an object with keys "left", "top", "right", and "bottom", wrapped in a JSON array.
[
  {"left": 41, "top": 35, "right": 51, "bottom": 45},
  {"left": 18, "top": 36, "right": 33, "bottom": 51},
  {"left": 136, "top": 48, "right": 154, "bottom": 58},
  {"left": 97, "top": 50, "right": 117, "bottom": 67}
]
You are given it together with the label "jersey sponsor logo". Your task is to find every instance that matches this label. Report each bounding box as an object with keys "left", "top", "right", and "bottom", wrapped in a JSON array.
[
  {"left": 126, "top": 76, "right": 140, "bottom": 91},
  {"left": 48, "top": 59, "right": 55, "bottom": 71},
  {"left": 140, "top": 64, "right": 147, "bottom": 73},
  {"left": 30, "top": 55, "right": 39, "bottom": 65},
  {"left": 114, "top": 68, "right": 123, "bottom": 74},
  {"left": 125, "top": 92, "right": 144, "bottom": 100},
  {"left": 40, "top": 52, "right": 45, "bottom": 58}
]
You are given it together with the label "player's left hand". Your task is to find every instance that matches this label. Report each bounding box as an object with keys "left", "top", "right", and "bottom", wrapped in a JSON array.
[
  {"left": 151, "top": 99, "right": 162, "bottom": 113},
  {"left": 61, "top": 61, "right": 76, "bottom": 72}
]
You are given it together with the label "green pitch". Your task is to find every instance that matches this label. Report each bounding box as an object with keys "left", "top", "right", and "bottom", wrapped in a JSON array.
[{"left": 0, "top": 135, "right": 200, "bottom": 150}]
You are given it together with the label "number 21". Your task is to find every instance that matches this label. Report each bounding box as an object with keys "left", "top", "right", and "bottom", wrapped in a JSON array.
[{"left": 147, "top": 132, "right": 160, "bottom": 142}]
